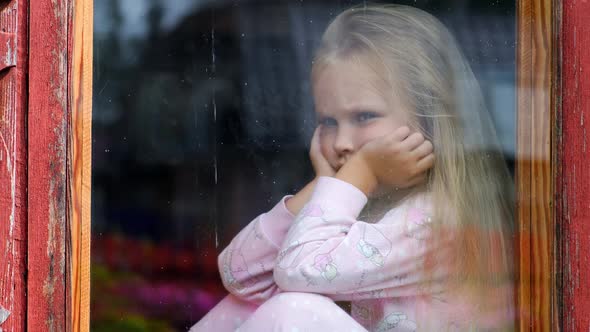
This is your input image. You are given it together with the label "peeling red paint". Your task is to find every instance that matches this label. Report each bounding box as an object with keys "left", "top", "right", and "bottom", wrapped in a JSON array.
[
  {"left": 559, "top": 0, "right": 590, "bottom": 330},
  {"left": 27, "top": 0, "right": 71, "bottom": 331},
  {"left": 0, "top": 31, "right": 16, "bottom": 71},
  {"left": 0, "top": 0, "right": 27, "bottom": 331}
]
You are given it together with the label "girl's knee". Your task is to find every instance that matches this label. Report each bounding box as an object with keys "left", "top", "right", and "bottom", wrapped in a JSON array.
[
  {"left": 267, "top": 292, "right": 342, "bottom": 315},
  {"left": 270, "top": 292, "right": 335, "bottom": 307},
  {"left": 239, "top": 292, "right": 366, "bottom": 331},
  {"left": 250, "top": 292, "right": 359, "bottom": 327},
  {"left": 190, "top": 294, "right": 259, "bottom": 331}
]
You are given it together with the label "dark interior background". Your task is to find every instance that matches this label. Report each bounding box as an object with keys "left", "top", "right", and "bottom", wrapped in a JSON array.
[{"left": 91, "top": 0, "right": 516, "bottom": 330}]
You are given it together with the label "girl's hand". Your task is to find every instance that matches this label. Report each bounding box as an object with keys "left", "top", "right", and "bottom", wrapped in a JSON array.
[
  {"left": 286, "top": 128, "right": 335, "bottom": 215},
  {"left": 360, "top": 126, "right": 435, "bottom": 188},
  {"left": 336, "top": 126, "right": 435, "bottom": 195},
  {"left": 309, "top": 127, "right": 336, "bottom": 177}
]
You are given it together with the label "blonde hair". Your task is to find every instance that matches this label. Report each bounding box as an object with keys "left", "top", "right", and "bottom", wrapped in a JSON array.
[{"left": 313, "top": 4, "right": 515, "bottom": 328}]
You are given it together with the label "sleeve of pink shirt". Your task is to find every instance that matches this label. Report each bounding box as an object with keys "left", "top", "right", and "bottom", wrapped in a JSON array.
[
  {"left": 217, "top": 195, "right": 295, "bottom": 304},
  {"left": 273, "top": 176, "right": 443, "bottom": 301}
]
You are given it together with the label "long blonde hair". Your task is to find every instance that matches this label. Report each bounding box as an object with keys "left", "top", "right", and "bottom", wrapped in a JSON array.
[{"left": 313, "top": 4, "right": 515, "bottom": 325}]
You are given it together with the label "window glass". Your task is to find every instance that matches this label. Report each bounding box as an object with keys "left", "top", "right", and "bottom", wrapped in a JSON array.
[{"left": 92, "top": 1, "right": 516, "bottom": 330}]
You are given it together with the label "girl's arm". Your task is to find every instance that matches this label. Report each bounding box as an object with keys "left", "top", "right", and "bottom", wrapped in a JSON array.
[
  {"left": 273, "top": 176, "right": 442, "bottom": 301},
  {"left": 272, "top": 127, "right": 437, "bottom": 300},
  {"left": 218, "top": 127, "right": 335, "bottom": 304},
  {"left": 217, "top": 178, "right": 319, "bottom": 304}
]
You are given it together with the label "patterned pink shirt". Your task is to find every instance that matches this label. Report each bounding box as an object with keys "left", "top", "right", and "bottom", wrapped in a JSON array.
[{"left": 218, "top": 176, "right": 514, "bottom": 331}]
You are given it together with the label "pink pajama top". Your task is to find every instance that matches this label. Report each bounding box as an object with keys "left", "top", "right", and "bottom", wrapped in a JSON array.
[{"left": 218, "top": 176, "right": 514, "bottom": 331}]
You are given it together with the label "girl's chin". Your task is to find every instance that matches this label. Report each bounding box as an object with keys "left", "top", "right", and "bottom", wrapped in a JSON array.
[
  {"left": 369, "top": 185, "right": 392, "bottom": 199},
  {"left": 369, "top": 185, "right": 415, "bottom": 201}
]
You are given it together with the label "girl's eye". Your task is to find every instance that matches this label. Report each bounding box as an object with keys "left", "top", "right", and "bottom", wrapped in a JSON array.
[
  {"left": 355, "top": 112, "right": 379, "bottom": 123},
  {"left": 319, "top": 117, "right": 337, "bottom": 127}
]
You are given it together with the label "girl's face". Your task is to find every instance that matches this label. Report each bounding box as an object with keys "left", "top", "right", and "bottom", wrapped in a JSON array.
[{"left": 312, "top": 59, "right": 409, "bottom": 171}]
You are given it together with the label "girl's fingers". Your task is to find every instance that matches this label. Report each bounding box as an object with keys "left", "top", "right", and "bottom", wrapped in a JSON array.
[
  {"left": 412, "top": 140, "right": 434, "bottom": 159},
  {"left": 310, "top": 127, "right": 324, "bottom": 162},
  {"left": 391, "top": 126, "right": 411, "bottom": 141},
  {"left": 401, "top": 132, "right": 425, "bottom": 151},
  {"left": 416, "top": 153, "right": 435, "bottom": 172},
  {"left": 409, "top": 174, "right": 427, "bottom": 187},
  {"left": 312, "top": 126, "right": 320, "bottom": 141},
  {"left": 310, "top": 127, "right": 321, "bottom": 150}
]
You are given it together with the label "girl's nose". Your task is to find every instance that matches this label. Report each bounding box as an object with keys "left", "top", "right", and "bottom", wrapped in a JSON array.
[{"left": 334, "top": 128, "right": 354, "bottom": 156}]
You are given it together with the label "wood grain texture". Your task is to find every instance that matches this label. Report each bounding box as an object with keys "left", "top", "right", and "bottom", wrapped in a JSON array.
[
  {"left": 68, "top": 0, "right": 93, "bottom": 330},
  {"left": 558, "top": 0, "right": 590, "bottom": 330},
  {"left": 0, "top": 1, "right": 28, "bottom": 331},
  {"left": 28, "top": 0, "right": 71, "bottom": 331},
  {"left": 516, "top": 0, "right": 555, "bottom": 330}
]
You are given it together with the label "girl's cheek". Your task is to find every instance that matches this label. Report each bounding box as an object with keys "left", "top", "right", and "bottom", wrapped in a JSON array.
[
  {"left": 319, "top": 136, "right": 333, "bottom": 157},
  {"left": 320, "top": 137, "right": 339, "bottom": 167},
  {"left": 363, "top": 121, "right": 398, "bottom": 142},
  {"left": 357, "top": 127, "right": 384, "bottom": 146}
]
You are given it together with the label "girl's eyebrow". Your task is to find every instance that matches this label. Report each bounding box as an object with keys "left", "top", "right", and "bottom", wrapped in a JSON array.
[
  {"left": 342, "top": 99, "right": 389, "bottom": 112},
  {"left": 315, "top": 101, "right": 388, "bottom": 116},
  {"left": 314, "top": 107, "right": 339, "bottom": 118},
  {"left": 349, "top": 107, "right": 382, "bottom": 112},
  {"left": 347, "top": 106, "right": 386, "bottom": 114}
]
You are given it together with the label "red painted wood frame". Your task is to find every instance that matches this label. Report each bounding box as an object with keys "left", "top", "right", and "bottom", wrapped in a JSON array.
[
  {"left": 0, "top": 0, "right": 27, "bottom": 331},
  {"left": 0, "top": 0, "right": 92, "bottom": 331},
  {"left": 558, "top": 0, "right": 590, "bottom": 330},
  {"left": 0, "top": 0, "right": 588, "bottom": 331}
]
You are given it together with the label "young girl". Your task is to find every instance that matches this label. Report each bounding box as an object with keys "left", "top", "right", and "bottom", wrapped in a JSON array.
[{"left": 192, "top": 4, "right": 515, "bottom": 331}]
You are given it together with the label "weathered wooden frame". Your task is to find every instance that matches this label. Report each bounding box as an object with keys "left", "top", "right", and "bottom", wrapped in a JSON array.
[
  {"left": 557, "top": 0, "right": 590, "bottom": 330},
  {"left": 69, "top": 0, "right": 93, "bottom": 329},
  {"left": 27, "top": 0, "right": 92, "bottom": 331},
  {"left": 0, "top": 0, "right": 27, "bottom": 331},
  {"left": 515, "top": 0, "right": 557, "bottom": 330},
  {"left": 0, "top": 0, "right": 92, "bottom": 331}
]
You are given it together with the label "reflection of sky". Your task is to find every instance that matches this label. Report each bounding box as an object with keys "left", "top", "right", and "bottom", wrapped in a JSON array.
[{"left": 95, "top": 0, "right": 205, "bottom": 38}]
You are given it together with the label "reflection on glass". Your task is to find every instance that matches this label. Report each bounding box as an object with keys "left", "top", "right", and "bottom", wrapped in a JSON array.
[{"left": 92, "top": 1, "right": 515, "bottom": 331}]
